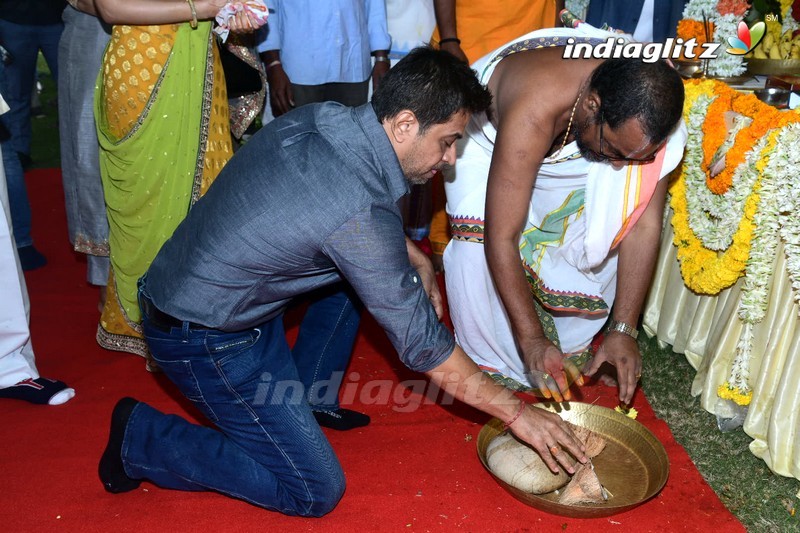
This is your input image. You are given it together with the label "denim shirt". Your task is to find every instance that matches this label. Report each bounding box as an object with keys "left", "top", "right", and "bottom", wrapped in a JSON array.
[{"left": 144, "top": 103, "right": 455, "bottom": 373}]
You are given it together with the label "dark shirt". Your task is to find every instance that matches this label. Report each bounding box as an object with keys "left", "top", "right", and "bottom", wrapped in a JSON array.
[
  {"left": 586, "top": 1, "right": 687, "bottom": 43},
  {"left": 0, "top": 0, "right": 67, "bottom": 25},
  {"left": 144, "top": 103, "right": 455, "bottom": 373}
]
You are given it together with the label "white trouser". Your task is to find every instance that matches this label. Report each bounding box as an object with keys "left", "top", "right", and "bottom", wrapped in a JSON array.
[{"left": 0, "top": 142, "right": 39, "bottom": 388}]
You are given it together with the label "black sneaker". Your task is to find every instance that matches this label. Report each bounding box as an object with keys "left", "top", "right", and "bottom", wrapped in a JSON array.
[{"left": 313, "top": 408, "right": 370, "bottom": 431}]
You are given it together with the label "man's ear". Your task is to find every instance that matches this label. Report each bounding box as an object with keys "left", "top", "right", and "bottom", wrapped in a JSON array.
[
  {"left": 387, "top": 109, "right": 419, "bottom": 144},
  {"left": 584, "top": 91, "right": 601, "bottom": 117}
]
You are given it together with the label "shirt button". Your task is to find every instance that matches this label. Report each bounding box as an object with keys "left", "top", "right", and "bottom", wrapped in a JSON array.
[{"left": 412, "top": 275, "right": 419, "bottom": 283}]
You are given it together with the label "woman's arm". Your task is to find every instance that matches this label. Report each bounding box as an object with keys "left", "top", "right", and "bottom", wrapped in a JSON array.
[{"left": 93, "top": 0, "right": 225, "bottom": 26}]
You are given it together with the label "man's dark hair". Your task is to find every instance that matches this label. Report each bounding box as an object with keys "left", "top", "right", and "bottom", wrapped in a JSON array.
[
  {"left": 589, "top": 59, "right": 684, "bottom": 144},
  {"left": 371, "top": 46, "right": 492, "bottom": 132}
]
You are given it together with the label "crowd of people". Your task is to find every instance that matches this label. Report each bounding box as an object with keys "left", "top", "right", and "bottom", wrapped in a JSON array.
[{"left": 1, "top": 0, "right": 688, "bottom": 517}]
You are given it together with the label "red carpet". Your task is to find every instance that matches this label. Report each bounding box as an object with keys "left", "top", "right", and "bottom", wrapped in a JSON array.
[{"left": 1, "top": 169, "right": 744, "bottom": 532}]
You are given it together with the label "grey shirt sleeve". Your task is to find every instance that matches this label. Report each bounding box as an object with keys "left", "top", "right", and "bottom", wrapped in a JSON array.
[{"left": 323, "top": 203, "right": 455, "bottom": 373}]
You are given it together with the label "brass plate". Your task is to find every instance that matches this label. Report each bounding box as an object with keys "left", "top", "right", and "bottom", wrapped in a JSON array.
[
  {"left": 746, "top": 59, "right": 800, "bottom": 76},
  {"left": 476, "top": 402, "right": 669, "bottom": 518}
]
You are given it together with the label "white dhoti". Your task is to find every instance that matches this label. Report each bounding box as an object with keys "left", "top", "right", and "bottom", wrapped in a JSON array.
[{"left": 444, "top": 27, "right": 687, "bottom": 386}]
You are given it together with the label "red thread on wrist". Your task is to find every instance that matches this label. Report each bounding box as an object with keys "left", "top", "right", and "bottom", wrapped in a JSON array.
[{"left": 502, "top": 401, "right": 527, "bottom": 430}]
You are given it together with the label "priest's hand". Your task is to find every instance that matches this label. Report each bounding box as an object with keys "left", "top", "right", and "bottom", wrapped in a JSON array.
[{"left": 584, "top": 332, "right": 642, "bottom": 404}]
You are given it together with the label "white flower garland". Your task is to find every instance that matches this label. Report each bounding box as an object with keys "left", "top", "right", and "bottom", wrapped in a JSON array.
[
  {"left": 738, "top": 139, "right": 782, "bottom": 326},
  {"left": 708, "top": 14, "right": 747, "bottom": 77},
  {"left": 727, "top": 123, "right": 800, "bottom": 397},
  {"left": 683, "top": 0, "right": 718, "bottom": 20},
  {"left": 681, "top": 87, "right": 800, "bottom": 401},
  {"left": 773, "top": 124, "right": 800, "bottom": 311},
  {"left": 685, "top": 110, "right": 758, "bottom": 251}
]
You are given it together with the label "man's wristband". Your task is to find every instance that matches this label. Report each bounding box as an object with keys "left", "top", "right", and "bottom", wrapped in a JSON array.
[
  {"left": 266, "top": 59, "right": 282, "bottom": 70},
  {"left": 373, "top": 56, "right": 389, "bottom": 63},
  {"left": 439, "top": 37, "right": 461, "bottom": 45},
  {"left": 606, "top": 319, "right": 639, "bottom": 340}
]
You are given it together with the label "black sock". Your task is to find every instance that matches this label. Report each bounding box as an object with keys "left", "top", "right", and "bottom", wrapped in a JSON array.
[
  {"left": 0, "top": 377, "right": 73, "bottom": 405},
  {"left": 313, "top": 408, "right": 370, "bottom": 431},
  {"left": 17, "top": 245, "right": 47, "bottom": 271},
  {"left": 99, "top": 397, "right": 142, "bottom": 493}
]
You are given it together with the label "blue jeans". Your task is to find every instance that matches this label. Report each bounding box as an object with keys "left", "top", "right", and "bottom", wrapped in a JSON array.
[
  {"left": 128, "top": 289, "right": 345, "bottom": 515},
  {"left": 0, "top": 19, "right": 63, "bottom": 247},
  {"left": 291, "top": 284, "right": 361, "bottom": 411}
]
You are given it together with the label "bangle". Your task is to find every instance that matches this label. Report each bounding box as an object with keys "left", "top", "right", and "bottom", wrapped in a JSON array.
[
  {"left": 266, "top": 59, "right": 282, "bottom": 70},
  {"left": 186, "top": 0, "right": 198, "bottom": 29},
  {"left": 438, "top": 37, "right": 461, "bottom": 45},
  {"left": 373, "top": 56, "right": 389, "bottom": 63},
  {"left": 502, "top": 401, "right": 527, "bottom": 430}
]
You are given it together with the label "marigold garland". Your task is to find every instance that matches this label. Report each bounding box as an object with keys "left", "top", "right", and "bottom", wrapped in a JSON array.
[
  {"left": 677, "top": 19, "right": 714, "bottom": 46},
  {"left": 699, "top": 81, "right": 800, "bottom": 195},
  {"left": 670, "top": 81, "right": 755, "bottom": 293},
  {"left": 716, "top": 0, "right": 749, "bottom": 16},
  {"left": 672, "top": 80, "right": 800, "bottom": 405},
  {"left": 670, "top": 79, "right": 800, "bottom": 295},
  {"left": 717, "top": 382, "right": 753, "bottom": 406}
]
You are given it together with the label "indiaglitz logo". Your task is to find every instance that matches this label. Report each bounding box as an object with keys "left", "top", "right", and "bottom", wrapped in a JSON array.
[
  {"left": 726, "top": 21, "right": 766, "bottom": 55},
  {"left": 562, "top": 19, "right": 774, "bottom": 62},
  {"left": 562, "top": 37, "right": 721, "bottom": 63}
]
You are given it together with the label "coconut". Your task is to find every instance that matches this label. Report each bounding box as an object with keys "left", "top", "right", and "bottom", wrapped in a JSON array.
[
  {"left": 567, "top": 421, "right": 607, "bottom": 458},
  {"left": 486, "top": 432, "right": 570, "bottom": 494},
  {"left": 557, "top": 462, "right": 609, "bottom": 505}
]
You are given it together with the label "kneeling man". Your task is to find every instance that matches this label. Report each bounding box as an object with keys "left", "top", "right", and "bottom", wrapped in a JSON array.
[{"left": 98, "top": 47, "right": 588, "bottom": 516}]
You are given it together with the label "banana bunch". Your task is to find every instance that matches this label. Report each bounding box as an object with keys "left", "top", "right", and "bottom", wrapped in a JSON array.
[{"left": 749, "top": 29, "right": 800, "bottom": 60}]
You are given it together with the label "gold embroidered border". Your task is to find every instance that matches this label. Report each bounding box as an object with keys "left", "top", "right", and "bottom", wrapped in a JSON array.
[
  {"left": 74, "top": 235, "right": 110, "bottom": 256},
  {"left": 190, "top": 31, "right": 215, "bottom": 205}
]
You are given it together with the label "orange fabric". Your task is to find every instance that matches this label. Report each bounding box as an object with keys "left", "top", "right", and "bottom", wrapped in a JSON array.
[
  {"left": 429, "top": 172, "right": 449, "bottom": 255},
  {"left": 102, "top": 25, "right": 178, "bottom": 140},
  {"left": 432, "top": 0, "right": 559, "bottom": 63}
]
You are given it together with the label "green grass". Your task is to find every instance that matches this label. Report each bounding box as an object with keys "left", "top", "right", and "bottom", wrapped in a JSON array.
[
  {"left": 640, "top": 335, "right": 800, "bottom": 531},
  {"left": 32, "top": 56, "right": 800, "bottom": 531}
]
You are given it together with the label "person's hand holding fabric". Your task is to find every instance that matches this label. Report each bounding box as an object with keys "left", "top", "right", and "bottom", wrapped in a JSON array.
[{"left": 213, "top": 0, "right": 268, "bottom": 42}]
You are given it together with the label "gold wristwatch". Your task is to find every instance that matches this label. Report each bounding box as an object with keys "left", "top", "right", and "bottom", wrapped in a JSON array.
[{"left": 606, "top": 319, "right": 639, "bottom": 340}]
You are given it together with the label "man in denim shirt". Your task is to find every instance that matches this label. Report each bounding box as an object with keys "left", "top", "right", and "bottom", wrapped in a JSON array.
[{"left": 98, "top": 47, "right": 588, "bottom": 516}]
